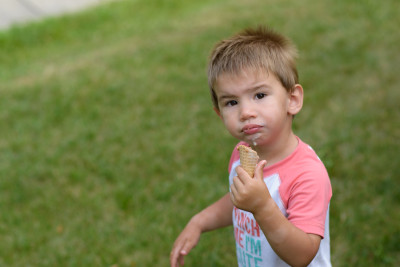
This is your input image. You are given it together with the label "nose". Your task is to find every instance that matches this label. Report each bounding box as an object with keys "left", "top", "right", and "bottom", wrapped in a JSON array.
[{"left": 239, "top": 102, "right": 256, "bottom": 121}]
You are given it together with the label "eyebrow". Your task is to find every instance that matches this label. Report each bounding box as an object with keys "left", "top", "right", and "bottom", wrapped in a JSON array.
[
  {"left": 217, "top": 84, "right": 268, "bottom": 102},
  {"left": 218, "top": 94, "right": 236, "bottom": 103}
]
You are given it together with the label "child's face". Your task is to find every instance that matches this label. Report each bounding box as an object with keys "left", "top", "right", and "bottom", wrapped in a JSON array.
[{"left": 214, "top": 69, "right": 301, "bottom": 147}]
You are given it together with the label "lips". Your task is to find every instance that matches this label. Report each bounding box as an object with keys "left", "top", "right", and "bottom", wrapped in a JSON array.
[{"left": 242, "top": 124, "right": 262, "bottom": 135}]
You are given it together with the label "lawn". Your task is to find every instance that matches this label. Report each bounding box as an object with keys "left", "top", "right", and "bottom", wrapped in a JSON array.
[{"left": 0, "top": 0, "right": 399, "bottom": 266}]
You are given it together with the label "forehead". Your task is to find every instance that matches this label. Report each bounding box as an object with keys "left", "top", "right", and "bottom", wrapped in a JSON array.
[{"left": 214, "top": 68, "right": 279, "bottom": 94}]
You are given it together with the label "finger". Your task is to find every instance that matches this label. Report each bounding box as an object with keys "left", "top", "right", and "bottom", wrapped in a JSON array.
[
  {"left": 232, "top": 175, "right": 244, "bottom": 191},
  {"left": 171, "top": 248, "right": 186, "bottom": 267},
  {"left": 170, "top": 244, "right": 183, "bottom": 267},
  {"left": 254, "top": 160, "right": 267, "bottom": 180},
  {"left": 230, "top": 185, "right": 239, "bottom": 206},
  {"left": 229, "top": 190, "right": 235, "bottom": 203},
  {"left": 178, "top": 253, "right": 185, "bottom": 266},
  {"left": 177, "top": 238, "right": 196, "bottom": 266},
  {"left": 230, "top": 182, "right": 238, "bottom": 198},
  {"left": 170, "top": 238, "right": 189, "bottom": 267},
  {"left": 235, "top": 166, "right": 251, "bottom": 181}
]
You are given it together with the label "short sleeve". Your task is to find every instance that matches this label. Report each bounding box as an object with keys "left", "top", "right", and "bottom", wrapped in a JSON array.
[{"left": 284, "top": 165, "right": 332, "bottom": 237}]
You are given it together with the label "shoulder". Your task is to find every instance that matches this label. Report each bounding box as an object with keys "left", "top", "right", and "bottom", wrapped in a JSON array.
[
  {"left": 279, "top": 138, "right": 332, "bottom": 204},
  {"left": 279, "top": 139, "right": 332, "bottom": 236},
  {"left": 292, "top": 138, "right": 329, "bottom": 178}
]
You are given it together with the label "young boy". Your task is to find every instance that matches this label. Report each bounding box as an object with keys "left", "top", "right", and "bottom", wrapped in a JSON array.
[{"left": 170, "top": 26, "right": 332, "bottom": 267}]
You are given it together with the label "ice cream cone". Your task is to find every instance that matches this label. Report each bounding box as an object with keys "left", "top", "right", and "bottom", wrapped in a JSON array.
[{"left": 237, "top": 145, "right": 259, "bottom": 177}]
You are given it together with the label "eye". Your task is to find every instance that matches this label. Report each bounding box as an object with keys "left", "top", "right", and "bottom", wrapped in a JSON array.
[
  {"left": 225, "top": 100, "right": 238, "bottom": 107},
  {"left": 255, "top": 93, "right": 266, "bottom": 99}
]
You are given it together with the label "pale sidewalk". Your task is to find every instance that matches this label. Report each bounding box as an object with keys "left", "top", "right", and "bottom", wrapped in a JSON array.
[{"left": 0, "top": 0, "right": 111, "bottom": 30}]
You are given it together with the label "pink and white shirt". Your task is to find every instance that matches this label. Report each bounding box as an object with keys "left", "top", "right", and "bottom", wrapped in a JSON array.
[{"left": 229, "top": 137, "right": 332, "bottom": 267}]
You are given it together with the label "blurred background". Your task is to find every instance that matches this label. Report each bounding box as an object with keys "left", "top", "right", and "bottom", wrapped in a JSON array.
[
  {"left": 0, "top": 0, "right": 399, "bottom": 266},
  {"left": 0, "top": 0, "right": 110, "bottom": 29}
]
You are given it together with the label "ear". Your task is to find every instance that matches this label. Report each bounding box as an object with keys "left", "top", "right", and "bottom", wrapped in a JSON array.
[
  {"left": 214, "top": 107, "right": 223, "bottom": 119},
  {"left": 288, "top": 84, "right": 303, "bottom": 115}
]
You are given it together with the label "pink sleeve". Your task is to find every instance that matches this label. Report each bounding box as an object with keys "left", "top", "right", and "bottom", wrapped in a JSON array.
[{"left": 281, "top": 165, "right": 332, "bottom": 238}]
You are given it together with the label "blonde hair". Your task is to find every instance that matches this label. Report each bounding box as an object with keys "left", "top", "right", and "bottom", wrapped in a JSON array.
[{"left": 208, "top": 26, "right": 299, "bottom": 110}]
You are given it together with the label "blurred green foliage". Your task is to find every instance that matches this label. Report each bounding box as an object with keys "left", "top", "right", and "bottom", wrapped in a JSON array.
[{"left": 0, "top": 0, "right": 399, "bottom": 266}]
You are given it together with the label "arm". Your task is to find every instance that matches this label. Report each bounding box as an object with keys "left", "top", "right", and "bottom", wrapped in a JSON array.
[
  {"left": 231, "top": 161, "right": 321, "bottom": 267},
  {"left": 170, "top": 193, "right": 233, "bottom": 267}
]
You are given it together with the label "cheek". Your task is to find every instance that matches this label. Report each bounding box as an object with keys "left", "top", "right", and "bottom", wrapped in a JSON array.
[
  {"left": 259, "top": 105, "right": 283, "bottom": 125},
  {"left": 220, "top": 113, "right": 238, "bottom": 132},
  {"left": 221, "top": 115, "right": 234, "bottom": 129},
  {"left": 265, "top": 98, "right": 287, "bottom": 116}
]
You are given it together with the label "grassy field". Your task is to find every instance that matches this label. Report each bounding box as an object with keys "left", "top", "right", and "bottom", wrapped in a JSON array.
[{"left": 0, "top": 0, "right": 399, "bottom": 266}]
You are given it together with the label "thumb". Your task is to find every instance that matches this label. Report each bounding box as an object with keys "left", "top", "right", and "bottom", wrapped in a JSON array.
[{"left": 255, "top": 160, "right": 267, "bottom": 180}]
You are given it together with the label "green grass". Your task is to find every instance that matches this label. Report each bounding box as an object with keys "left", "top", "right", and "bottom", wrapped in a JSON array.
[{"left": 0, "top": 0, "right": 399, "bottom": 266}]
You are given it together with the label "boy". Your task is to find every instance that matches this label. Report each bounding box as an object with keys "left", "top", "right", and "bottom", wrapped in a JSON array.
[{"left": 170, "top": 26, "right": 332, "bottom": 267}]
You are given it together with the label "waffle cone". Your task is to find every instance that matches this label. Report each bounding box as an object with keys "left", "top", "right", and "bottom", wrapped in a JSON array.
[{"left": 237, "top": 145, "right": 259, "bottom": 177}]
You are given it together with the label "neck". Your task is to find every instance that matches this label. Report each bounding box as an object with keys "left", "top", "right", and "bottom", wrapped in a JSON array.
[{"left": 252, "top": 132, "right": 298, "bottom": 167}]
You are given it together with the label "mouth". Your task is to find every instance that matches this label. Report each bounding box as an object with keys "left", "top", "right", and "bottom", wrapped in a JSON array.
[{"left": 242, "top": 124, "right": 262, "bottom": 135}]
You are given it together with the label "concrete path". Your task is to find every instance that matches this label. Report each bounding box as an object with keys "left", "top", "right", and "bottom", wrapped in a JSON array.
[{"left": 0, "top": 0, "right": 111, "bottom": 30}]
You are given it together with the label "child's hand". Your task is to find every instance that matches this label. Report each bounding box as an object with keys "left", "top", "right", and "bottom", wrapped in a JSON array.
[
  {"left": 170, "top": 219, "right": 201, "bottom": 267},
  {"left": 230, "top": 160, "right": 270, "bottom": 214}
]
